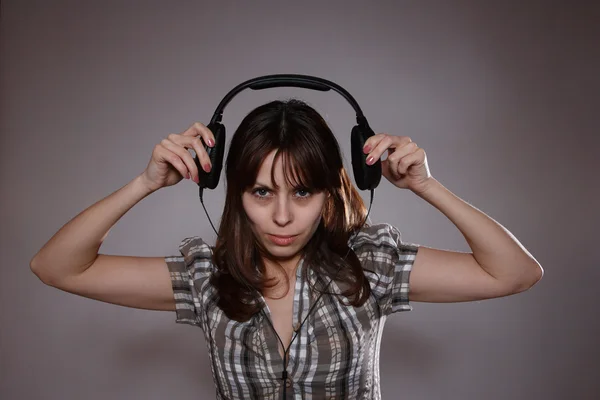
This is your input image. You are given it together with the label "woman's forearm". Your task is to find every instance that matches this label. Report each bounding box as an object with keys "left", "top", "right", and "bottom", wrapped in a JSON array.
[{"left": 30, "top": 174, "right": 157, "bottom": 282}]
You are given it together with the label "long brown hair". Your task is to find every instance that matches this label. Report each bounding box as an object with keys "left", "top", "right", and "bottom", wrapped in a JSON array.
[{"left": 210, "top": 99, "right": 371, "bottom": 321}]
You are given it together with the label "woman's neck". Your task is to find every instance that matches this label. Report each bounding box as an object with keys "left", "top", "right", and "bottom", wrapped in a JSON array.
[{"left": 262, "top": 254, "right": 302, "bottom": 298}]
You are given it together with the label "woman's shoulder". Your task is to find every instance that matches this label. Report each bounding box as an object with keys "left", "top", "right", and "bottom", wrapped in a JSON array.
[
  {"left": 351, "top": 223, "right": 419, "bottom": 315},
  {"left": 177, "top": 236, "right": 212, "bottom": 256},
  {"left": 352, "top": 222, "right": 403, "bottom": 247},
  {"left": 350, "top": 222, "right": 419, "bottom": 256},
  {"left": 169, "top": 236, "right": 215, "bottom": 274}
]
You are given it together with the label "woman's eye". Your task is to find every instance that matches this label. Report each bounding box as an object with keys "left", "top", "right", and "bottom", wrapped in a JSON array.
[
  {"left": 252, "top": 188, "right": 270, "bottom": 198},
  {"left": 295, "top": 189, "right": 311, "bottom": 198}
]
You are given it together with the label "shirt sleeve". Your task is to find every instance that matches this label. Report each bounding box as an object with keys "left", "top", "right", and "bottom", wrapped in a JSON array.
[
  {"left": 352, "top": 223, "right": 420, "bottom": 316},
  {"left": 164, "top": 236, "right": 214, "bottom": 327}
]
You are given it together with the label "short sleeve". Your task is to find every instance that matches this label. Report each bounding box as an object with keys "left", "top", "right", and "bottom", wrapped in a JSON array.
[
  {"left": 352, "top": 223, "right": 420, "bottom": 315},
  {"left": 164, "top": 236, "right": 214, "bottom": 327}
]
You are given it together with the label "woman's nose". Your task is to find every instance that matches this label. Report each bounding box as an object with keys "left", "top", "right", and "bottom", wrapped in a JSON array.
[{"left": 273, "top": 198, "right": 293, "bottom": 226}]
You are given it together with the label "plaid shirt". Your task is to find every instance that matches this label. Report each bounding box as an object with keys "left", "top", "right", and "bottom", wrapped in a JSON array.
[{"left": 165, "top": 223, "right": 419, "bottom": 399}]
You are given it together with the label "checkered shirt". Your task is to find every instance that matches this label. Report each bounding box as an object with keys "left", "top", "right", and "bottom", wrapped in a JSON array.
[{"left": 165, "top": 223, "right": 419, "bottom": 399}]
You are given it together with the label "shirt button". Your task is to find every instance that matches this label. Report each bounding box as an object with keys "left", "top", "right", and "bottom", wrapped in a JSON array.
[{"left": 285, "top": 378, "right": 292, "bottom": 388}]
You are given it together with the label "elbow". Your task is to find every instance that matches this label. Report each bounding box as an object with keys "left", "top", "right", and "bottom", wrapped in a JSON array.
[
  {"left": 30, "top": 258, "right": 46, "bottom": 283},
  {"left": 30, "top": 258, "right": 57, "bottom": 287},
  {"left": 514, "top": 262, "right": 544, "bottom": 293}
]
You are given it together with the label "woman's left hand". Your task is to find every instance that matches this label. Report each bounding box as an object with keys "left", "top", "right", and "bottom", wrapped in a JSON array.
[{"left": 363, "top": 133, "right": 433, "bottom": 194}]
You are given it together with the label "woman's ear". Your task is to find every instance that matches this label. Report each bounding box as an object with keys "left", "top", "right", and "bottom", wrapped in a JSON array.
[{"left": 322, "top": 191, "right": 333, "bottom": 216}]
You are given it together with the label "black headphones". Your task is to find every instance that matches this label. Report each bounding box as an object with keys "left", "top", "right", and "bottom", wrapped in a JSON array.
[{"left": 193, "top": 74, "right": 382, "bottom": 191}]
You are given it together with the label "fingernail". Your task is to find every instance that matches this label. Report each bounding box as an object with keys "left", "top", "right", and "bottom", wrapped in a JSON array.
[
  {"left": 366, "top": 156, "right": 374, "bottom": 165},
  {"left": 363, "top": 145, "right": 371, "bottom": 153},
  {"left": 203, "top": 163, "right": 211, "bottom": 172},
  {"left": 208, "top": 139, "right": 214, "bottom": 147}
]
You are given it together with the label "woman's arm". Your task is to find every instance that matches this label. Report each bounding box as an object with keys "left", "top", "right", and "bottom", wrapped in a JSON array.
[
  {"left": 30, "top": 122, "right": 215, "bottom": 310},
  {"left": 363, "top": 133, "right": 543, "bottom": 302},
  {"left": 408, "top": 178, "right": 543, "bottom": 302},
  {"left": 30, "top": 174, "right": 156, "bottom": 282},
  {"left": 30, "top": 174, "right": 179, "bottom": 311}
]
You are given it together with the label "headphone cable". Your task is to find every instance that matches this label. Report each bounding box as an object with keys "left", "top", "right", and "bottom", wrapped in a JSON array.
[{"left": 200, "top": 186, "right": 375, "bottom": 399}]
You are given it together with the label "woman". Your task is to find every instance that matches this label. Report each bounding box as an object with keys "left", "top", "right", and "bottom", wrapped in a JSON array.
[{"left": 30, "top": 99, "right": 543, "bottom": 399}]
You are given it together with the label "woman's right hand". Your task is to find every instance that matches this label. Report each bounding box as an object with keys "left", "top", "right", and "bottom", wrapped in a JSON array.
[{"left": 140, "top": 122, "right": 215, "bottom": 192}]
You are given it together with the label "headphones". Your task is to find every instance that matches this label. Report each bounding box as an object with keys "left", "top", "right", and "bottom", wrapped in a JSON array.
[{"left": 193, "top": 74, "right": 382, "bottom": 191}]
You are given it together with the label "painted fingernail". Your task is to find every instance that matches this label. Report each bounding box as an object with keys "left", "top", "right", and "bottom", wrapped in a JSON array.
[
  {"left": 363, "top": 145, "right": 371, "bottom": 153},
  {"left": 207, "top": 139, "right": 214, "bottom": 147},
  {"left": 366, "top": 156, "right": 375, "bottom": 165},
  {"left": 203, "top": 163, "right": 212, "bottom": 172}
]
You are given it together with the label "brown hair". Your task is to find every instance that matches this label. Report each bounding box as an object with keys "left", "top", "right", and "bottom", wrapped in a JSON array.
[{"left": 210, "top": 99, "right": 371, "bottom": 321}]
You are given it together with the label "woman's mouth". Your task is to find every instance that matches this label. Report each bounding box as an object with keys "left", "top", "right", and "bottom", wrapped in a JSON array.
[{"left": 266, "top": 234, "right": 298, "bottom": 246}]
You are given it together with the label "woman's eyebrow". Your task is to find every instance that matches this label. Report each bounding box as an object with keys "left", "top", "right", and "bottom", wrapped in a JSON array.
[
  {"left": 253, "top": 181, "right": 274, "bottom": 188},
  {"left": 253, "top": 181, "right": 305, "bottom": 190}
]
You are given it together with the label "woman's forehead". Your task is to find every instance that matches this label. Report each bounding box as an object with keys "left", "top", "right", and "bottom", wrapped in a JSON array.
[{"left": 254, "top": 150, "right": 305, "bottom": 188}]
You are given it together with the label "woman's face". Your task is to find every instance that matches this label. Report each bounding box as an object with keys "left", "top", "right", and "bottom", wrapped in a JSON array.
[{"left": 242, "top": 150, "right": 327, "bottom": 263}]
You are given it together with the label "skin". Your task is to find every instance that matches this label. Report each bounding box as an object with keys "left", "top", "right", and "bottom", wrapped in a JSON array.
[{"left": 241, "top": 150, "right": 327, "bottom": 290}]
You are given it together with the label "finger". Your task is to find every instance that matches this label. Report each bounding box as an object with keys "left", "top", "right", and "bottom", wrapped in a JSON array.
[
  {"left": 363, "top": 133, "right": 412, "bottom": 153},
  {"left": 365, "top": 134, "right": 393, "bottom": 165},
  {"left": 153, "top": 144, "right": 190, "bottom": 180},
  {"left": 161, "top": 137, "right": 199, "bottom": 181},
  {"left": 396, "top": 148, "right": 424, "bottom": 175},
  {"left": 181, "top": 122, "right": 215, "bottom": 147},
  {"left": 387, "top": 141, "right": 418, "bottom": 166},
  {"left": 381, "top": 159, "right": 401, "bottom": 181},
  {"left": 188, "top": 135, "right": 212, "bottom": 172},
  {"left": 369, "top": 136, "right": 414, "bottom": 166},
  {"left": 362, "top": 133, "right": 388, "bottom": 154},
  {"left": 170, "top": 133, "right": 212, "bottom": 173}
]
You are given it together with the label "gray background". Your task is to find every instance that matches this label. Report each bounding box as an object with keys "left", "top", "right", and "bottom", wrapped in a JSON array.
[{"left": 1, "top": 1, "right": 599, "bottom": 399}]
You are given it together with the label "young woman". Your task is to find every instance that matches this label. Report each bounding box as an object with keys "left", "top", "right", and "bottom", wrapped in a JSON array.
[{"left": 30, "top": 99, "right": 543, "bottom": 399}]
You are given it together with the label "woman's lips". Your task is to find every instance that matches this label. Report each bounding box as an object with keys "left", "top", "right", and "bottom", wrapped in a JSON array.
[{"left": 267, "top": 234, "right": 298, "bottom": 246}]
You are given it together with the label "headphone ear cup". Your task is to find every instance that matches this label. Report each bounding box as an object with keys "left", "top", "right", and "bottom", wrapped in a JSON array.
[
  {"left": 196, "top": 122, "right": 226, "bottom": 189},
  {"left": 351, "top": 124, "right": 381, "bottom": 190}
]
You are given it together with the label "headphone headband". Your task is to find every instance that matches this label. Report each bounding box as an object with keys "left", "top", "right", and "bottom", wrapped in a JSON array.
[
  {"left": 197, "top": 73, "right": 381, "bottom": 192},
  {"left": 209, "top": 74, "right": 366, "bottom": 125}
]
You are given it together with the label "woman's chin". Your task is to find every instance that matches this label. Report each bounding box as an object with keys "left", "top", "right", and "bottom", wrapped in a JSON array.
[
  {"left": 266, "top": 247, "right": 299, "bottom": 260},
  {"left": 261, "top": 242, "right": 303, "bottom": 261}
]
